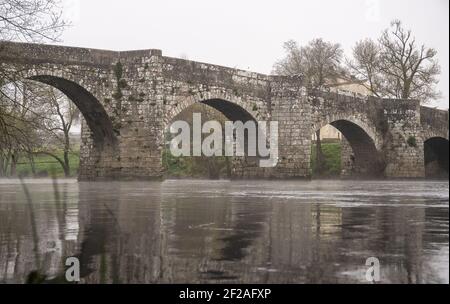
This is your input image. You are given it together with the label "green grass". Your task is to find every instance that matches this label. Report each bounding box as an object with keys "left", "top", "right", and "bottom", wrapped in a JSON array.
[
  {"left": 310, "top": 142, "right": 341, "bottom": 177},
  {"left": 15, "top": 151, "right": 80, "bottom": 178}
]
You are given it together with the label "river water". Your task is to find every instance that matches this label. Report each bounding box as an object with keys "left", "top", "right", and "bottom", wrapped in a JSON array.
[{"left": 0, "top": 179, "right": 448, "bottom": 284}]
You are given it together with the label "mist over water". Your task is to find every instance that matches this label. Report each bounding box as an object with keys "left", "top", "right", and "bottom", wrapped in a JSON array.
[{"left": 0, "top": 179, "right": 448, "bottom": 283}]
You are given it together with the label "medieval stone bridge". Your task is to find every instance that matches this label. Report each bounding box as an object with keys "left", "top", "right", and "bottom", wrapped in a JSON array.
[{"left": 1, "top": 41, "right": 448, "bottom": 180}]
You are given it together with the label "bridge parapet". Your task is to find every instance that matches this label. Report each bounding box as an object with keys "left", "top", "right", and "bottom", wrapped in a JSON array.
[
  {"left": 0, "top": 41, "right": 166, "bottom": 69},
  {"left": 159, "top": 56, "right": 274, "bottom": 101},
  {"left": 0, "top": 40, "right": 119, "bottom": 67}
]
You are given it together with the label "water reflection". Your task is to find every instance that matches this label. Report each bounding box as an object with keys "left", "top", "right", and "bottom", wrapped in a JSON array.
[{"left": 0, "top": 179, "right": 448, "bottom": 284}]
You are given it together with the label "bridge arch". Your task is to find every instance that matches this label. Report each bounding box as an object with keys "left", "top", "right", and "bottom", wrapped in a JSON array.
[
  {"left": 312, "top": 114, "right": 385, "bottom": 177},
  {"left": 422, "top": 129, "right": 449, "bottom": 144},
  {"left": 423, "top": 136, "right": 449, "bottom": 178},
  {"left": 163, "top": 89, "right": 261, "bottom": 128},
  {"left": 162, "top": 91, "right": 263, "bottom": 179},
  {"left": 22, "top": 74, "right": 117, "bottom": 146},
  {"left": 312, "top": 113, "right": 382, "bottom": 150}
]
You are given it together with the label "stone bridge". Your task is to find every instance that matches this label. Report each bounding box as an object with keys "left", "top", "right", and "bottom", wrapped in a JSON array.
[{"left": 1, "top": 41, "right": 448, "bottom": 180}]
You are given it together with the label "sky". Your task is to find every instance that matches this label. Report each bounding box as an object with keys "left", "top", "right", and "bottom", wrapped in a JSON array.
[{"left": 59, "top": 0, "right": 449, "bottom": 109}]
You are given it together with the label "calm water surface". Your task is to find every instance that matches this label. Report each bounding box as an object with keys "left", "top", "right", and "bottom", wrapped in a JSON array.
[{"left": 0, "top": 179, "right": 448, "bottom": 284}]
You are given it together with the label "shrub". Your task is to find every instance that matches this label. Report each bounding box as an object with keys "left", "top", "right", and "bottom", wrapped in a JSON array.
[{"left": 407, "top": 136, "right": 417, "bottom": 147}]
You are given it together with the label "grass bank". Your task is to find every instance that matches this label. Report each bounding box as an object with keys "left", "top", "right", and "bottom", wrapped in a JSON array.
[
  {"left": 310, "top": 142, "right": 341, "bottom": 178},
  {"left": 15, "top": 151, "right": 80, "bottom": 178}
]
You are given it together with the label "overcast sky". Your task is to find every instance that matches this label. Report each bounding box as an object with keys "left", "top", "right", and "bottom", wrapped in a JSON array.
[{"left": 59, "top": 0, "right": 449, "bottom": 109}]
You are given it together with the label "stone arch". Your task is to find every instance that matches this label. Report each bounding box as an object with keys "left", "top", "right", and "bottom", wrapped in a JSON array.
[
  {"left": 423, "top": 136, "right": 449, "bottom": 178},
  {"left": 312, "top": 113, "right": 381, "bottom": 150},
  {"left": 312, "top": 114, "right": 385, "bottom": 177},
  {"left": 24, "top": 74, "right": 117, "bottom": 146},
  {"left": 163, "top": 89, "right": 261, "bottom": 128},
  {"left": 162, "top": 90, "right": 264, "bottom": 179},
  {"left": 422, "top": 129, "right": 449, "bottom": 143}
]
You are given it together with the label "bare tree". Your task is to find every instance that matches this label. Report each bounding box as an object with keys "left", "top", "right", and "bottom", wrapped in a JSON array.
[
  {"left": 274, "top": 38, "right": 344, "bottom": 176},
  {"left": 348, "top": 20, "right": 441, "bottom": 102},
  {"left": 0, "top": 0, "right": 66, "bottom": 42},
  {"left": 33, "top": 87, "right": 79, "bottom": 177},
  {"left": 0, "top": 81, "right": 42, "bottom": 176},
  {"left": 273, "top": 40, "right": 305, "bottom": 77},
  {"left": 1, "top": 0, "right": 67, "bottom": 123},
  {"left": 347, "top": 38, "right": 382, "bottom": 97},
  {"left": 274, "top": 38, "right": 344, "bottom": 88},
  {"left": 379, "top": 20, "right": 441, "bottom": 101},
  {"left": 1, "top": 0, "right": 68, "bottom": 176},
  {"left": 0, "top": 81, "right": 78, "bottom": 177}
]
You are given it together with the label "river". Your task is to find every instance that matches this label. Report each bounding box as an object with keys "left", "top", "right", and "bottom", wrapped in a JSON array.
[{"left": 0, "top": 179, "right": 448, "bottom": 284}]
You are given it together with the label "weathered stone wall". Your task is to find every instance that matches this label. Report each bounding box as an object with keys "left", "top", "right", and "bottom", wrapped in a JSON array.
[
  {"left": 340, "top": 136, "right": 354, "bottom": 177},
  {"left": 1, "top": 41, "right": 448, "bottom": 180},
  {"left": 269, "top": 78, "right": 311, "bottom": 178},
  {"left": 382, "top": 99, "right": 425, "bottom": 178}
]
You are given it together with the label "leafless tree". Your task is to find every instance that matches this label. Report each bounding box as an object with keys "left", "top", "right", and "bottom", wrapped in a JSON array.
[
  {"left": 347, "top": 38, "right": 382, "bottom": 97},
  {"left": 33, "top": 87, "right": 79, "bottom": 177},
  {"left": 0, "top": 82, "right": 42, "bottom": 176},
  {"left": 348, "top": 20, "right": 441, "bottom": 103},
  {"left": 0, "top": 0, "right": 66, "bottom": 42},
  {"left": 0, "top": 81, "right": 78, "bottom": 177},
  {"left": 274, "top": 38, "right": 344, "bottom": 88},
  {"left": 1, "top": 0, "right": 68, "bottom": 176},
  {"left": 1, "top": 0, "right": 67, "bottom": 124}
]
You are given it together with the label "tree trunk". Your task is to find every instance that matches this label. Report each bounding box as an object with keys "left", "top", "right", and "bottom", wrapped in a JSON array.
[
  {"left": 63, "top": 150, "right": 70, "bottom": 177},
  {"left": 62, "top": 129, "right": 72, "bottom": 178},
  {"left": 28, "top": 153, "right": 36, "bottom": 177},
  {"left": 10, "top": 151, "right": 18, "bottom": 177},
  {"left": 0, "top": 153, "right": 5, "bottom": 177},
  {"left": 0, "top": 151, "right": 11, "bottom": 177}
]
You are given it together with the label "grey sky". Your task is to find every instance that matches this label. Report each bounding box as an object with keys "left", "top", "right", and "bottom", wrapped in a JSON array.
[{"left": 60, "top": 0, "right": 449, "bottom": 109}]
